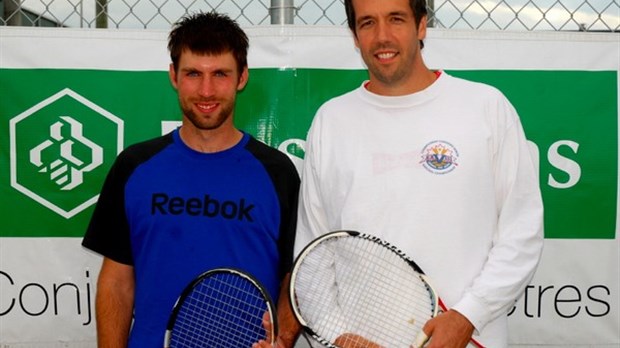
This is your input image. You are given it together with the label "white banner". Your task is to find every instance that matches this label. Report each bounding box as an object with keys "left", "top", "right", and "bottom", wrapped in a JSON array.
[{"left": 1, "top": 26, "right": 619, "bottom": 347}]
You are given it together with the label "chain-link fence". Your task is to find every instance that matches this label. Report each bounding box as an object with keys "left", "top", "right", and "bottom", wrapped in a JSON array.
[{"left": 1, "top": 0, "right": 619, "bottom": 31}]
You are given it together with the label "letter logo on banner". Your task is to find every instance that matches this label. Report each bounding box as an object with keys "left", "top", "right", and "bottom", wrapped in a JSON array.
[
  {"left": 30, "top": 116, "right": 103, "bottom": 190},
  {"left": 9, "top": 88, "right": 124, "bottom": 219}
]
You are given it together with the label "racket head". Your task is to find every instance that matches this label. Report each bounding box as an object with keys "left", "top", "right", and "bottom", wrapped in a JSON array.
[
  {"left": 164, "top": 268, "right": 277, "bottom": 348},
  {"left": 289, "top": 230, "right": 439, "bottom": 347}
]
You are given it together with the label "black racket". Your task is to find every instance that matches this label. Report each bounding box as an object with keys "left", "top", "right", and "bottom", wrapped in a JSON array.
[
  {"left": 289, "top": 230, "right": 484, "bottom": 348},
  {"left": 164, "top": 268, "right": 277, "bottom": 348}
]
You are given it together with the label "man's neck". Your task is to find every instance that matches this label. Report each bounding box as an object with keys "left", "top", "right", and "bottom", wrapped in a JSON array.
[
  {"left": 179, "top": 125, "right": 243, "bottom": 153},
  {"left": 366, "top": 68, "right": 439, "bottom": 96}
]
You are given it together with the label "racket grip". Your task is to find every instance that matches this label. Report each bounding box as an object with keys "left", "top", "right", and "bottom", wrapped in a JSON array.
[{"left": 411, "top": 331, "right": 429, "bottom": 348}]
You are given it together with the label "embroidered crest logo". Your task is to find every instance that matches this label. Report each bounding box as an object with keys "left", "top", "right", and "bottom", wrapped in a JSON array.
[{"left": 420, "top": 140, "right": 459, "bottom": 174}]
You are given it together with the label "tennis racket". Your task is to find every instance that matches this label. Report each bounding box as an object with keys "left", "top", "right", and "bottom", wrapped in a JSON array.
[
  {"left": 164, "top": 268, "right": 277, "bottom": 348},
  {"left": 289, "top": 230, "right": 484, "bottom": 348}
]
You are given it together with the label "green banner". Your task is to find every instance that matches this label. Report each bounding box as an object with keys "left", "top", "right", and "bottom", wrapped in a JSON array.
[
  {"left": 1, "top": 68, "right": 617, "bottom": 239},
  {"left": 451, "top": 70, "right": 618, "bottom": 239}
]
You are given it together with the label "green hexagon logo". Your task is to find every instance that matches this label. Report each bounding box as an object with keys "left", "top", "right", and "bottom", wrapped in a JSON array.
[{"left": 9, "top": 88, "right": 123, "bottom": 219}]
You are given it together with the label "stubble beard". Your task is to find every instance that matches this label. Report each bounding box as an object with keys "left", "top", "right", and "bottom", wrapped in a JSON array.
[
  {"left": 181, "top": 97, "right": 234, "bottom": 131},
  {"left": 370, "top": 62, "right": 409, "bottom": 86},
  {"left": 364, "top": 43, "right": 417, "bottom": 88}
]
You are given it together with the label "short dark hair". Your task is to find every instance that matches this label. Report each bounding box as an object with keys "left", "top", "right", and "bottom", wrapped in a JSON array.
[
  {"left": 344, "top": 0, "right": 428, "bottom": 47},
  {"left": 168, "top": 11, "right": 249, "bottom": 74}
]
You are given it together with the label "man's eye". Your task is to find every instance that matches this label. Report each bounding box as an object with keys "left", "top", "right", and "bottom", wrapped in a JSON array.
[{"left": 359, "top": 20, "right": 372, "bottom": 28}]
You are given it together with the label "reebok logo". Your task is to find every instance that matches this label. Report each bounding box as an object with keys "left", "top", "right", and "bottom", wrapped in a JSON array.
[{"left": 151, "top": 193, "right": 255, "bottom": 222}]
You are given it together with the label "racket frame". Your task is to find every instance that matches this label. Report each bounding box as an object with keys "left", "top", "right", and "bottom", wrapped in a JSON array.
[
  {"left": 163, "top": 267, "right": 278, "bottom": 348},
  {"left": 289, "top": 230, "right": 440, "bottom": 347}
]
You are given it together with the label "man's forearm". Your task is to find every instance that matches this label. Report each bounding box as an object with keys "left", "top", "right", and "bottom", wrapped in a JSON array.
[
  {"left": 96, "top": 292, "right": 133, "bottom": 347},
  {"left": 96, "top": 258, "right": 135, "bottom": 348},
  {"left": 277, "top": 273, "right": 301, "bottom": 347}
]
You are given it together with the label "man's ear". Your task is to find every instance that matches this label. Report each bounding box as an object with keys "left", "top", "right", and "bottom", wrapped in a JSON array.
[
  {"left": 237, "top": 66, "right": 249, "bottom": 91},
  {"left": 418, "top": 15, "right": 428, "bottom": 41},
  {"left": 169, "top": 63, "right": 178, "bottom": 89},
  {"left": 353, "top": 31, "right": 360, "bottom": 49}
]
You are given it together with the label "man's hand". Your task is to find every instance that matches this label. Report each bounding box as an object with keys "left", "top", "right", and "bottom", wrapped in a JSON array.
[
  {"left": 334, "top": 333, "right": 384, "bottom": 348},
  {"left": 420, "top": 309, "right": 475, "bottom": 348},
  {"left": 253, "top": 311, "right": 281, "bottom": 348},
  {"left": 253, "top": 273, "right": 300, "bottom": 348}
]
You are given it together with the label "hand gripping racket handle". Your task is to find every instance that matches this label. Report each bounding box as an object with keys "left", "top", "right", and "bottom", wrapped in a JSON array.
[
  {"left": 411, "top": 330, "right": 484, "bottom": 348},
  {"left": 410, "top": 275, "right": 485, "bottom": 348},
  {"left": 411, "top": 331, "right": 429, "bottom": 348},
  {"left": 410, "top": 274, "right": 436, "bottom": 348}
]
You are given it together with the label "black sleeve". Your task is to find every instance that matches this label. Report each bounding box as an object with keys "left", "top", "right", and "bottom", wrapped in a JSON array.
[
  {"left": 245, "top": 137, "right": 301, "bottom": 280},
  {"left": 82, "top": 134, "right": 173, "bottom": 265}
]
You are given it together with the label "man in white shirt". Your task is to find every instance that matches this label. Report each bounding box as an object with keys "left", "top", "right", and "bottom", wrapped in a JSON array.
[{"left": 294, "top": 0, "right": 544, "bottom": 347}]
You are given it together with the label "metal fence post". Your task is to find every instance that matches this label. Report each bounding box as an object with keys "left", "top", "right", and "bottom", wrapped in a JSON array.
[
  {"left": 4, "top": 0, "right": 22, "bottom": 26},
  {"left": 96, "top": 0, "right": 108, "bottom": 28},
  {"left": 270, "top": 0, "right": 295, "bottom": 24},
  {"left": 427, "top": 0, "right": 434, "bottom": 28}
]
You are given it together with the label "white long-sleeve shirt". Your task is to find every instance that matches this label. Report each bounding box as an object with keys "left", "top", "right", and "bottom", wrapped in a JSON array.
[{"left": 295, "top": 72, "right": 544, "bottom": 347}]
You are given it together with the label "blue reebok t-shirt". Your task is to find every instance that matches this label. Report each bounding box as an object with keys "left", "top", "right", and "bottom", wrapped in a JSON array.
[{"left": 83, "top": 129, "right": 299, "bottom": 347}]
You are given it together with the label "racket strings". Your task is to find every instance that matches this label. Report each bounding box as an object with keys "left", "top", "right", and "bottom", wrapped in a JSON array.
[
  {"left": 169, "top": 273, "right": 271, "bottom": 348},
  {"left": 294, "top": 235, "right": 436, "bottom": 347},
  {"left": 173, "top": 279, "right": 264, "bottom": 346},
  {"left": 342, "top": 237, "right": 432, "bottom": 345},
  {"left": 178, "top": 287, "right": 260, "bottom": 345},
  {"left": 174, "top": 297, "right": 261, "bottom": 346}
]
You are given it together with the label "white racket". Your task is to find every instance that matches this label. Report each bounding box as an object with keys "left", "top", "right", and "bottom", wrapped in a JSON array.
[{"left": 289, "top": 230, "right": 484, "bottom": 348}]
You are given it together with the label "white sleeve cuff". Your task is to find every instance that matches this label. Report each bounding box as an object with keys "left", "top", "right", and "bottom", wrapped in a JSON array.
[{"left": 452, "top": 292, "right": 491, "bottom": 334}]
